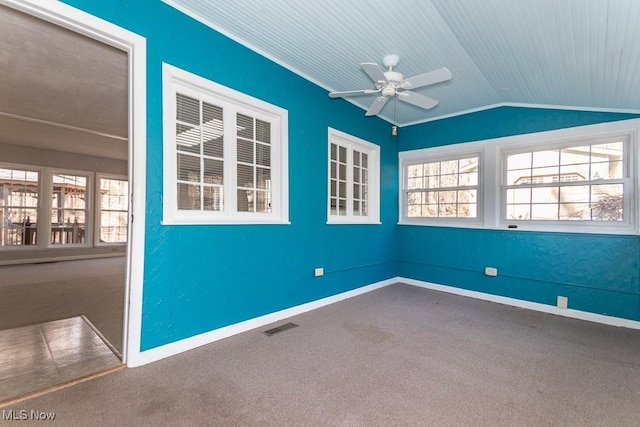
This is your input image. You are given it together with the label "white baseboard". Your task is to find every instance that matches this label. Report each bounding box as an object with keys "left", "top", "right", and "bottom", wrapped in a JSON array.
[
  {"left": 130, "top": 275, "right": 639, "bottom": 367},
  {"left": 131, "top": 277, "right": 399, "bottom": 367},
  {"left": 399, "top": 277, "right": 640, "bottom": 330}
]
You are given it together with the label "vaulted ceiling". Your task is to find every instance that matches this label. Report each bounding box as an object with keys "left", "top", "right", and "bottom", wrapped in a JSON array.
[{"left": 164, "top": 0, "right": 640, "bottom": 126}]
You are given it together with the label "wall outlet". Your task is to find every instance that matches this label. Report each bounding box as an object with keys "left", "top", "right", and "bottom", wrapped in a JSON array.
[
  {"left": 557, "top": 296, "right": 568, "bottom": 309},
  {"left": 484, "top": 267, "right": 498, "bottom": 277},
  {"left": 314, "top": 267, "right": 324, "bottom": 277}
]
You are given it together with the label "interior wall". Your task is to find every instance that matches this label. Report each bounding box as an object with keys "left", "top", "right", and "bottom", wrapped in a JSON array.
[
  {"left": 61, "top": 0, "right": 400, "bottom": 351},
  {"left": 398, "top": 107, "right": 640, "bottom": 321},
  {"left": 0, "top": 141, "right": 127, "bottom": 264}
]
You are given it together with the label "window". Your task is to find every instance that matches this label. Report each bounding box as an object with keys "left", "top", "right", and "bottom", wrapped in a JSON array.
[
  {"left": 504, "top": 142, "right": 626, "bottom": 222},
  {"left": 327, "top": 128, "right": 380, "bottom": 224},
  {"left": 399, "top": 119, "right": 640, "bottom": 234},
  {"left": 51, "top": 173, "right": 89, "bottom": 245},
  {"left": 98, "top": 176, "right": 129, "bottom": 243},
  {"left": 405, "top": 156, "right": 479, "bottom": 219},
  {"left": 0, "top": 164, "right": 128, "bottom": 249},
  {"left": 0, "top": 167, "right": 39, "bottom": 247},
  {"left": 163, "top": 63, "right": 288, "bottom": 224}
]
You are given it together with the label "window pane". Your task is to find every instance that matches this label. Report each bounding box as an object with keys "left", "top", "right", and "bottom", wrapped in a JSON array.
[
  {"left": 176, "top": 94, "right": 199, "bottom": 125},
  {"left": 591, "top": 184, "right": 623, "bottom": 221},
  {"left": 338, "top": 198, "right": 346, "bottom": 216},
  {"left": 237, "top": 164, "right": 254, "bottom": 188},
  {"left": 439, "top": 174, "right": 458, "bottom": 188},
  {"left": 177, "top": 153, "right": 200, "bottom": 181},
  {"left": 560, "top": 146, "right": 590, "bottom": 166},
  {"left": 237, "top": 138, "right": 254, "bottom": 163},
  {"left": 256, "top": 168, "right": 271, "bottom": 189},
  {"left": 238, "top": 189, "right": 254, "bottom": 212},
  {"left": 559, "top": 203, "right": 589, "bottom": 220},
  {"left": 440, "top": 160, "right": 459, "bottom": 175},
  {"left": 336, "top": 146, "right": 346, "bottom": 163},
  {"left": 459, "top": 172, "right": 478, "bottom": 186},
  {"left": 407, "top": 177, "right": 422, "bottom": 190},
  {"left": 202, "top": 103, "right": 223, "bottom": 158},
  {"left": 255, "top": 190, "right": 271, "bottom": 213},
  {"left": 203, "top": 185, "right": 223, "bottom": 211},
  {"left": 178, "top": 183, "right": 199, "bottom": 210},
  {"left": 505, "top": 204, "right": 530, "bottom": 220},
  {"left": 203, "top": 159, "right": 224, "bottom": 184},
  {"left": 532, "top": 150, "right": 559, "bottom": 167},
  {"left": 532, "top": 187, "right": 559, "bottom": 204},
  {"left": 531, "top": 204, "right": 559, "bottom": 220},
  {"left": 421, "top": 205, "right": 437, "bottom": 217},
  {"left": 256, "top": 119, "right": 271, "bottom": 144},
  {"left": 237, "top": 114, "right": 254, "bottom": 139},
  {"left": 506, "top": 152, "right": 532, "bottom": 171},
  {"left": 506, "top": 188, "right": 531, "bottom": 204},
  {"left": 559, "top": 186, "right": 589, "bottom": 203},
  {"left": 176, "top": 123, "right": 200, "bottom": 154},
  {"left": 256, "top": 143, "right": 271, "bottom": 167}
]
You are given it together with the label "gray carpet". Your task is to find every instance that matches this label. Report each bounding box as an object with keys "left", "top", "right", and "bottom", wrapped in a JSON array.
[{"left": 3, "top": 283, "right": 640, "bottom": 426}]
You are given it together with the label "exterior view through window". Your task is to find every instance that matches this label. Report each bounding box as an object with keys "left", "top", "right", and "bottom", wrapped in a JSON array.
[{"left": 505, "top": 142, "right": 624, "bottom": 221}]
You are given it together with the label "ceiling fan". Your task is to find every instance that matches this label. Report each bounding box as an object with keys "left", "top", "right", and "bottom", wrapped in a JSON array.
[{"left": 328, "top": 54, "right": 451, "bottom": 117}]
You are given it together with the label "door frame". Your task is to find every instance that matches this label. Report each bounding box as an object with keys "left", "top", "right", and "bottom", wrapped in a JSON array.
[{"left": 1, "top": 0, "right": 147, "bottom": 366}]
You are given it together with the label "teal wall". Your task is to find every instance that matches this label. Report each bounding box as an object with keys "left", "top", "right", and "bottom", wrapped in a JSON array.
[
  {"left": 61, "top": 0, "right": 400, "bottom": 350},
  {"left": 57, "top": 2, "right": 640, "bottom": 352},
  {"left": 398, "top": 107, "right": 640, "bottom": 321}
]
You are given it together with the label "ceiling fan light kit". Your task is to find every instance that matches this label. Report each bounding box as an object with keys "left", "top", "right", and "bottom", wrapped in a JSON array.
[{"left": 328, "top": 54, "right": 451, "bottom": 119}]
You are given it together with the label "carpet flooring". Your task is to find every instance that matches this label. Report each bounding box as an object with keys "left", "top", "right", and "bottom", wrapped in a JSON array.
[
  {"left": 0, "top": 257, "right": 126, "bottom": 354},
  {"left": 2, "top": 283, "right": 640, "bottom": 426}
]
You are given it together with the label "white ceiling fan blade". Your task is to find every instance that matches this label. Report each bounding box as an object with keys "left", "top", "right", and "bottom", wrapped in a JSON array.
[
  {"left": 365, "top": 96, "right": 388, "bottom": 116},
  {"left": 360, "top": 62, "right": 387, "bottom": 84},
  {"left": 398, "top": 91, "right": 439, "bottom": 110},
  {"left": 400, "top": 67, "right": 451, "bottom": 90},
  {"left": 328, "top": 88, "right": 380, "bottom": 98}
]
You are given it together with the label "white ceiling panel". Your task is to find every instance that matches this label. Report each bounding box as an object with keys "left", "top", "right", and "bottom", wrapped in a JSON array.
[{"left": 165, "top": 0, "right": 640, "bottom": 126}]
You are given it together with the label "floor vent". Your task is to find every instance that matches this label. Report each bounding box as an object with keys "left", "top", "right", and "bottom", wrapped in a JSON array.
[{"left": 263, "top": 322, "right": 298, "bottom": 337}]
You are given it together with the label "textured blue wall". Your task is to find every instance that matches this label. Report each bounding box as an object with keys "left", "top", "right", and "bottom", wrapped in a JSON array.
[
  {"left": 399, "top": 107, "right": 640, "bottom": 321},
  {"left": 56, "top": 1, "right": 640, "bottom": 352},
  {"left": 62, "top": 0, "right": 400, "bottom": 350}
]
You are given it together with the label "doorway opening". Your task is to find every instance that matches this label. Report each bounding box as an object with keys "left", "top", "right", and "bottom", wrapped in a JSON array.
[{"left": 0, "top": 0, "right": 146, "bottom": 404}]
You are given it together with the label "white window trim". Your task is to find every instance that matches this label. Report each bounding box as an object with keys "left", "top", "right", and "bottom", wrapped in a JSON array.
[
  {"left": 95, "top": 173, "right": 128, "bottom": 246},
  {"left": 399, "top": 118, "right": 640, "bottom": 235},
  {"left": 400, "top": 149, "right": 484, "bottom": 226},
  {"left": 327, "top": 127, "right": 381, "bottom": 225},
  {"left": 162, "top": 63, "right": 289, "bottom": 225}
]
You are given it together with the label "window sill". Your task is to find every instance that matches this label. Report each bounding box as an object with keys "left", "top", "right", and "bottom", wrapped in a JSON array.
[
  {"left": 161, "top": 219, "right": 291, "bottom": 226},
  {"left": 327, "top": 219, "right": 382, "bottom": 225},
  {"left": 398, "top": 219, "right": 637, "bottom": 236}
]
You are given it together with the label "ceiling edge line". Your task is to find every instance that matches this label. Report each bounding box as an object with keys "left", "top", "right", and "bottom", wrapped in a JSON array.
[
  {"left": 0, "top": 111, "right": 127, "bottom": 141},
  {"left": 402, "top": 102, "right": 640, "bottom": 127}
]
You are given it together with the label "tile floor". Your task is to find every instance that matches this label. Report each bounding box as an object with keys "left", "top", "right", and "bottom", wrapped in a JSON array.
[{"left": 0, "top": 316, "right": 122, "bottom": 404}]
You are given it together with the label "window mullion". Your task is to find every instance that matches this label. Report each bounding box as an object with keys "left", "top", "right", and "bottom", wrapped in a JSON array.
[
  {"left": 346, "top": 144, "right": 353, "bottom": 218},
  {"left": 39, "top": 169, "right": 52, "bottom": 248},
  {"left": 224, "top": 105, "right": 237, "bottom": 215}
]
